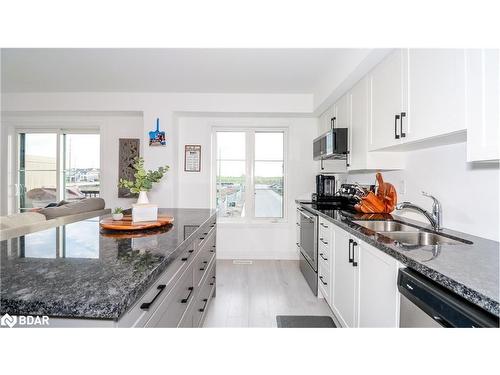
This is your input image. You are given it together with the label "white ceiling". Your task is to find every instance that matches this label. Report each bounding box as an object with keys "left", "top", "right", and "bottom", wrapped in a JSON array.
[{"left": 1, "top": 48, "right": 371, "bottom": 94}]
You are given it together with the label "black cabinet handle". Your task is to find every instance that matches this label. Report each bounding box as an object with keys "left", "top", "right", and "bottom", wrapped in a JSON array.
[
  {"left": 140, "top": 284, "right": 166, "bottom": 310},
  {"left": 198, "top": 298, "right": 209, "bottom": 312},
  {"left": 181, "top": 249, "right": 194, "bottom": 261},
  {"left": 319, "top": 276, "right": 328, "bottom": 286},
  {"left": 400, "top": 112, "right": 406, "bottom": 138},
  {"left": 352, "top": 241, "right": 358, "bottom": 267},
  {"left": 320, "top": 222, "right": 329, "bottom": 229},
  {"left": 181, "top": 287, "right": 194, "bottom": 304},
  {"left": 331, "top": 117, "right": 336, "bottom": 129},
  {"left": 319, "top": 253, "right": 328, "bottom": 261},
  {"left": 348, "top": 239, "right": 353, "bottom": 263},
  {"left": 200, "top": 261, "right": 208, "bottom": 271},
  {"left": 394, "top": 114, "right": 400, "bottom": 139},
  {"left": 199, "top": 237, "right": 205, "bottom": 240},
  {"left": 320, "top": 238, "right": 328, "bottom": 245}
]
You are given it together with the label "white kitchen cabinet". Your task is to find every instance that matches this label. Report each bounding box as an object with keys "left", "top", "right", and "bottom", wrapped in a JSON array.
[
  {"left": 318, "top": 217, "right": 334, "bottom": 306},
  {"left": 332, "top": 225, "right": 358, "bottom": 327},
  {"left": 357, "top": 241, "right": 399, "bottom": 327},
  {"left": 349, "top": 76, "right": 405, "bottom": 170},
  {"left": 405, "top": 49, "right": 467, "bottom": 141},
  {"left": 466, "top": 49, "right": 500, "bottom": 162},
  {"left": 369, "top": 49, "right": 408, "bottom": 150},
  {"left": 333, "top": 93, "right": 350, "bottom": 129},
  {"left": 329, "top": 223, "right": 401, "bottom": 328}
]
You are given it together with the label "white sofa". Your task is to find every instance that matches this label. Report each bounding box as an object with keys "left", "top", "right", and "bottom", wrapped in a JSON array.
[{"left": 0, "top": 198, "right": 111, "bottom": 241}]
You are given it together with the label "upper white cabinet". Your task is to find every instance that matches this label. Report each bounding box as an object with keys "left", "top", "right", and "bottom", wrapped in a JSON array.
[
  {"left": 357, "top": 242, "right": 399, "bottom": 327},
  {"left": 333, "top": 93, "right": 350, "bottom": 130},
  {"left": 349, "top": 76, "right": 405, "bottom": 170},
  {"left": 369, "top": 49, "right": 408, "bottom": 150},
  {"left": 405, "top": 49, "right": 467, "bottom": 141},
  {"left": 369, "top": 49, "right": 468, "bottom": 150},
  {"left": 466, "top": 49, "right": 500, "bottom": 162}
]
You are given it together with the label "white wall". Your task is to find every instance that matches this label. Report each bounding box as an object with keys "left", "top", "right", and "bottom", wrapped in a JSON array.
[
  {"left": 348, "top": 142, "right": 500, "bottom": 242},
  {"left": 177, "top": 116, "right": 317, "bottom": 259}
]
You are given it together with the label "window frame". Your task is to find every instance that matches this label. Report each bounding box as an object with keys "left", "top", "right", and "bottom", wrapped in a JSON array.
[
  {"left": 211, "top": 126, "right": 288, "bottom": 224},
  {"left": 15, "top": 128, "right": 100, "bottom": 213}
]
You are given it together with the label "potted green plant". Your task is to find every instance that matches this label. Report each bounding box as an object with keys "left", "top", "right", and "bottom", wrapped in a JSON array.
[
  {"left": 118, "top": 157, "right": 170, "bottom": 205},
  {"left": 112, "top": 207, "right": 124, "bottom": 221}
]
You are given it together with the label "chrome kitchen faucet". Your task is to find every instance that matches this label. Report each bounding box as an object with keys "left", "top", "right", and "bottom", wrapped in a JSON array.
[{"left": 396, "top": 191, "right": 442, "bottom": 231}]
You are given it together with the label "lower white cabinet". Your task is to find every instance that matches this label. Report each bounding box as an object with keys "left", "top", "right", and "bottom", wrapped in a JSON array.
[
  {"left": 358, "top": 242, "right": 399, "bottom": 327},
  {"left": 330, "top": 223, "right": 400, "bottom": 328},
  {"left": 332, "top": 226, "right": 358, "bottom": 327}
]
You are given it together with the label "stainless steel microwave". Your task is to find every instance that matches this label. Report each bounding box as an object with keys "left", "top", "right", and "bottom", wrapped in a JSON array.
[{"left": 313, "top": 128, "right": 348, "bottom": 160}]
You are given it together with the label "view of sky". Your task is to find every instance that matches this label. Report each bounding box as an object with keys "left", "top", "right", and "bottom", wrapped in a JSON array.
[
  {"left": 216, "top": 131, "right": 284, "bottom": 177},
  {"left": 25, "top": 133, "right": 100, "bottom": 168}
]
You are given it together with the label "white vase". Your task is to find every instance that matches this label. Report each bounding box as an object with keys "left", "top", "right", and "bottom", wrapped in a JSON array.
[
  {"left": 112, "top": 213, "right": 124, "bottom": 221},
  {"left": 137, "top": 191, "right": 149, "bottom": 204}
]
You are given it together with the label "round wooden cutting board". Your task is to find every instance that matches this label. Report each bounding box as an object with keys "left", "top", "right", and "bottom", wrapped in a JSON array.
[{"left": 99, "top": 215, "right": 174, "bottom": 231}]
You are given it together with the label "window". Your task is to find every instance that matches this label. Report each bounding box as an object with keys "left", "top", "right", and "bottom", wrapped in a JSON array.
[
  {"left": 17, "top": 131, "right": 100, "bottom": 212},
  {"left": 215, "top": 129, "right": 285, "bottom": 221}
]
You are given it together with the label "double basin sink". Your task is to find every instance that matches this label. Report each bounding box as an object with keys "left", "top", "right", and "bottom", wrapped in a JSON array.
[{"left": 351, "top": 220, "right": 473, "bottom": 246}]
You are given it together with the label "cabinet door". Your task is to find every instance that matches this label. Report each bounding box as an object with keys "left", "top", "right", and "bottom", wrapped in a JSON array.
[
  {"left": 406, "top": 49, "right": 467, "bottom": 141},
  {"left": 349, "top": 77, "right": 369, "bottom": 170},
  {"left": 358, "top": 242, "right": 399, "bottom": 327},
  {"left": 334, "top": 93, "right": 350, "bottom": 129},
  {"left": 332, "top": 227, "right": 357, "bottom": 327},
  {"left": 369, "top": 49, "right": 407, "bottom": 150},
  {"left": 466, "top": 49, "right": 500, "bottom": 162}
]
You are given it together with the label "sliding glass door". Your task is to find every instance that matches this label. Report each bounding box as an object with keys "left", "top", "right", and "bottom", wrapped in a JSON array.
[
  {"left": 17, "top": 130, "right": 100, "bottom": 212},
  {"left": 18, "top": 133, "right": 58, "bottom": 211}
]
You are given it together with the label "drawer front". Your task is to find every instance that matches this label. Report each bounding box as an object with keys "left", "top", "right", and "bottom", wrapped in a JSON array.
[
  {"left": 145, "top": 264, "right": 195, "bottom": 327},
  {"left": 319, "top": 218, "right": 332, "bottom": 237},
  {"left": 318, "top": 261, "right": 331, "bottom": 301},
  {"left": 117, "top": 257, "right": 188, "bottom": 328},
  {"left": 318, "top": 241, "right": 330, "bottom": 266},
  {"left": 193, "top": 260, "right": 216, "bottom": 327},
  {"left": 195, "top": 219, "right": 216, "bottom": 250},
  {"left": 194, "top": 230, "right": 216, "bottom": 287}
]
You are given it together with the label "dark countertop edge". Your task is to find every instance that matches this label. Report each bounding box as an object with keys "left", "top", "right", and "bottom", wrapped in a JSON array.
[
  {"left": 296, "top": 201, "right": 500, "bottom": 317},
  {"left": 1, "top": 211, "right": 217, "bottom": 321}
]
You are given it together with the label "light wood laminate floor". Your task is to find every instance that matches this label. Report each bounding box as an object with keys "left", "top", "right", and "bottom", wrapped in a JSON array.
[{"left": 203, "top": 260, "right": 334, "bottom": 327}]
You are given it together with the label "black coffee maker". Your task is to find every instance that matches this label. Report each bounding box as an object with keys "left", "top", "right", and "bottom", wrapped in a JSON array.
[{"left": 313, "top": 174, "right": 341, "bottom": 205}]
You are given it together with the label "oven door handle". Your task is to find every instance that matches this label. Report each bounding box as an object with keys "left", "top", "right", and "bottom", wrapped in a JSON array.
[{"left": 299, "top": 210, "right": 315, "bottom": 221}]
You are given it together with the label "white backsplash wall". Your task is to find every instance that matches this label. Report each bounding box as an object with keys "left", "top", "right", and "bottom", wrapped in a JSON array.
[{"left": 348, "top": 142, "right": 500, "bottom": 242}]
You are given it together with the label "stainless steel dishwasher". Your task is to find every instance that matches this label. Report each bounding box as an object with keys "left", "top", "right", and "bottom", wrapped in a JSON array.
[{"left": 398, "top": 268, "right": 499, "bottom": 328}]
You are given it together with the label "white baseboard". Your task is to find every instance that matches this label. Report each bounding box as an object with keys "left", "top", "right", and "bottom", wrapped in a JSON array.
[{"left": 217, "top": 251, "right": 300, "bottom": 260}]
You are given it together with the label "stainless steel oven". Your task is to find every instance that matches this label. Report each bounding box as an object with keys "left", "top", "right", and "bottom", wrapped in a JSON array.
[{"left": 297, "top": 207, "right": 318, "bottom": 295}]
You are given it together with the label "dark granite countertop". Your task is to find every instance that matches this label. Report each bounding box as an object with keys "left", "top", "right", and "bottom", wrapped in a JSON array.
[
  {"left": 0, "top": 208, "right": 216, "bottom": 320},
  {"left": 297, "top": 200, "right": 499, "bottom": 317}
]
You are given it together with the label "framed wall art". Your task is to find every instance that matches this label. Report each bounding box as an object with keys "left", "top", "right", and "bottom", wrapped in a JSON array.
[{"left": 184, "top": 144, "right": 201, "bottom": 172}]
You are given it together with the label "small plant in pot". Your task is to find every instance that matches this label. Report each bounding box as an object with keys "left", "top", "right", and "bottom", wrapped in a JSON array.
[
  {"left": 112, "top": 207, "right": 124, "bottom": 221},
  {"left": 118, "top": 157, "right": 170, "bottom": 204}
]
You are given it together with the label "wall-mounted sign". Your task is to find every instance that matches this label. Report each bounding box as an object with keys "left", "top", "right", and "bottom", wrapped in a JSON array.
[
  {"left": 149, "top": 118, "right": 166, "bottom": 146},
  {"left": 184, "top": 144, "right": 201, "bottom": 172}
]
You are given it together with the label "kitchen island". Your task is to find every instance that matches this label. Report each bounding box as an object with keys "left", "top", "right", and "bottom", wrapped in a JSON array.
[{"left": 0, "top": 208, "right": 217, "bottom": 327}]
